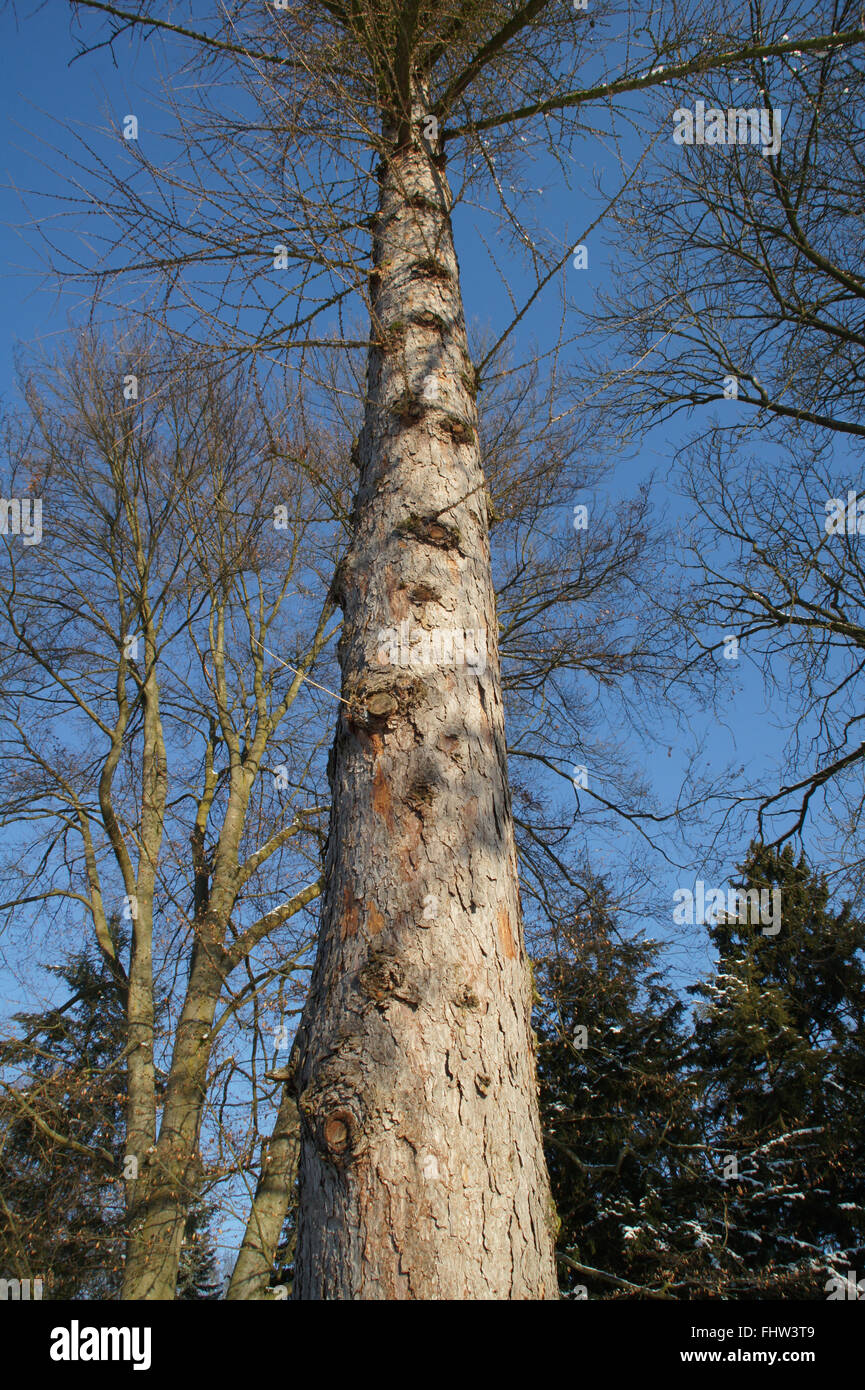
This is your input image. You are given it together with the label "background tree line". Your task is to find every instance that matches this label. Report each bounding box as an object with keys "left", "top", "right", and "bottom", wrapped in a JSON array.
[{"left": 4, "top": 840, "right": 863, "bottom": 1299}]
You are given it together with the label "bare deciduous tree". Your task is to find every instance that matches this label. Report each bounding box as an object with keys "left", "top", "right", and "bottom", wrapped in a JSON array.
[
  {"left": 579, "top": 4, "right": 865, "bottom": 870},
  {"left": 0, "top": 329, "right": 346, "bottom": 1297}
]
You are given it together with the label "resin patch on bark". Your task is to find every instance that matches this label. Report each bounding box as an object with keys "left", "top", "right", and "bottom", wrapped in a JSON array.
[
  {"left": 340, "top": 886, "right": 360, "bottom": 941},
  {"left": 372, "top": 763, "right": 396, "bottom": 832},
  {"left": 497, "top": 906, "right": 518, "bottom": 960},
  {"left": 365, "top": 901, "right": 385, "bottom": 936}
]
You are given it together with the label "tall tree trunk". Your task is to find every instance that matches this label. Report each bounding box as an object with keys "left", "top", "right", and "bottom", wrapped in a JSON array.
[
  {"left": 227, "top": 1087, "right": 300, "bottom": 1300},
  {"left": 290, "top": 111, "right": 558, "bottom": 1299}
]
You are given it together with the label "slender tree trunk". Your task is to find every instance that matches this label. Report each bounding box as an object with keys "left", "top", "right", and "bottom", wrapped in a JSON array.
[
  {"left": 227, "top": 1087, "right": 300, "bottom": 1300},
  {"left": 122, "top": 936, "right": 226, "bottom": 1299},
  {"left": 121, "top": 786, "right": 250, "bottom": 1298},
  {"left": 122, "top": 703, "right": 260, "bottom": 1298},
  {"left": 290, "top": 109, "right": 558, "bottom": 1299},
  {"left": 123, "top": 624, "right": 164, "bottom": 1278},
  {"left": 121, "top": 713, "right": 319, "bottom": 1298}
]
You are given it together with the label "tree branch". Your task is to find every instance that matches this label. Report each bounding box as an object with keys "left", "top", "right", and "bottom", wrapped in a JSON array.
[{"left": 444, "top": 29, "right": 865, "bottom": 139}]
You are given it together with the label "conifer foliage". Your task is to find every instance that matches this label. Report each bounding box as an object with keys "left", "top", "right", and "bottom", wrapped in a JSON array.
[
  {"left": 691, "top": 843, "right": 865, "bottom": 1297},
  {"left": 0, "top": 934, "right": 128, "bottom": 1297},
  {"left": 0, "top": 927, "right": 222, "bottom": 1299},
  {"left": 535, "top": 886, "right": 706, "bottom": 1298},
  {"left": 536, "top": 848, "right": 865, "bottom": 1298}
]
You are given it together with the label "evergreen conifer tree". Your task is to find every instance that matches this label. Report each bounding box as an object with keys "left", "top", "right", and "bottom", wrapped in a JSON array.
[
  {"left": 691, "top": 843, "right": 865, "bottom": 1297},
  {"left": 535, "top": 887, "right": 707, "bottom": 1298},
  {"left": 0, "top": 931, "right": 128, "bottom": 1297}
]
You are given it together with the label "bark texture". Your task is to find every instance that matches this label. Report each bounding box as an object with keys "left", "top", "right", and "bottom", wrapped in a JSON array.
[{"left": 290, "top": 121, "right": 558, "bottom": 1300}]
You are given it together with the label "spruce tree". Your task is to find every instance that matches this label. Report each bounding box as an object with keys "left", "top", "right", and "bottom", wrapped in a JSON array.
[
  {"left": 176, "top": 1203, "right": 222, "bottom": 1300},
  {"left": 535, "top": 887, "right": 708, "bottom": 1298},
  {"left": 691, "top": 843, "right": 865, "bottom": 1298},
  {"left": 0, "top": 923, "right": 223, "bottom": 1300},
  {"left": 0, "top": 934, "right": 128, "bottom": 1297}
]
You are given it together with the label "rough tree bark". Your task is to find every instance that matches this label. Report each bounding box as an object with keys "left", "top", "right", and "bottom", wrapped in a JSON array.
[
  {"left": 226, "top": 1086, "right": 301, "bottom": 1299},
  {"left": 290, "top": 103, "right": 558, "bottom": 1299}
]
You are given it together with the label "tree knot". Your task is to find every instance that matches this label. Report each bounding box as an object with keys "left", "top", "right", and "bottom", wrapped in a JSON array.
[{"left": 396, "top": 514, "right": 460, "bottom": 550}]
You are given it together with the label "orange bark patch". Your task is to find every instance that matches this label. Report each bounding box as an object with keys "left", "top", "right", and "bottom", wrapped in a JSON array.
[
  {"left": 341, "top": 886, "right": 359, "bottom": 941},
  {"left": 366, "top": 901, "right": 385, "bottom": 935},
  {"left": 497, "top": 906, "right": 517, "bottom": 960},
  {"left": 384, "top": 565, "right": 410, "bottom": 620},
  {"left": 372, "top": 762, "right": 396, "bottom": 832}
]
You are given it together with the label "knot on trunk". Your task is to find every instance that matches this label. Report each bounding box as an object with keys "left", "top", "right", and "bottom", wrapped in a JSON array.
[
  {"left": 396, "top": 514, "right": 460, "bottom": 550},
  {"left": 405, "top": 192, "right": 443, "bottom": 214},
  {"left": 299, "top": 1087, "right": 365, "bottom": 1166},
  {"left": 437, "top": 412, "right": 475, "bottom": 443},
  {"left": 358, "top": 947, "right": 404, "bottom": 1003},
  {"left": 388, "top": 394, "right": 474, "bottom": 445},
  {"left": 390, "top": 389, "right": 428, "bottom": 423},
  {"left": 404, "top": 580, "right": 441, "bottom": 605},
  {"left": 322, "top": 1110, "right": 354, "bottom": 1156},
  {"left": 345, "top": 672, "right": 425, "bottom": 731},
  {"left": 328, "top": 556, "right": 350, "bottom": 608},
  {"left": 365, "top": 690, "right": 398, "bottom": 719},
  {"left": 460, "top": 364, "right": 480, "bottom": 399},
  {"left": 409, "top": 256, "right": 452, "bottom": 283},
  {"left": 404, "top": 749, "right": 443, "bottom": 811},
  {"left": 405, "top": 775, "right": 435, "bottom": 810},
  {"left": 372, "top": 319, "right": 408, "bottom": 352},
  {"left": 408, "top": 308, "right": 453, "bottom": 335}
]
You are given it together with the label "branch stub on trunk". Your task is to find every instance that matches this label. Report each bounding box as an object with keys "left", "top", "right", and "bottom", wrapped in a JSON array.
[{"left": 323, "top": 1112, "right": 353, "bottom": 1156}]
